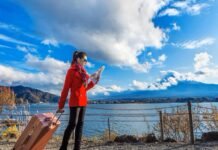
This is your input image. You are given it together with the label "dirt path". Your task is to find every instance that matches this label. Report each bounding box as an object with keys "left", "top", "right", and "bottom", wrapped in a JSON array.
[{"left": 2, "top": 141, "right": 218, "bottom": 150}]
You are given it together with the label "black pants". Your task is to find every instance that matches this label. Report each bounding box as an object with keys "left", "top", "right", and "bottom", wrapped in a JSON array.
[{"left": 60, "top": 107, "right": 86, "bottom": 150}]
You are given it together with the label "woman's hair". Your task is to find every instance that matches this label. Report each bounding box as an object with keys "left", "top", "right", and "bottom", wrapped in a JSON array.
[{"left": 71, "top": 51, "right": 87, "bottom": 64}]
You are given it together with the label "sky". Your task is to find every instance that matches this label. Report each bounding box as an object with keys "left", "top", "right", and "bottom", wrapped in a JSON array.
[{"left": 0, "top": 0, "right": 218, "bottom": 97}]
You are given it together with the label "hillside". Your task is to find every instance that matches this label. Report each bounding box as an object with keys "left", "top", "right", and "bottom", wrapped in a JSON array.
[{"left": 0, "top": 85, "right": 59, "bottom": 104}]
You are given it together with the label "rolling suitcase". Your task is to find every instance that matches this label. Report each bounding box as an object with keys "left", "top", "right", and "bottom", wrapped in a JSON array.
[{"left": 13, "top": 112, "right": 61, "bottom": 150}]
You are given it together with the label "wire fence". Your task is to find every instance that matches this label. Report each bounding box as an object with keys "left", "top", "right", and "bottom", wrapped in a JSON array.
[{"left": 1, "top": 101, "right": 218, "bottom": 147}]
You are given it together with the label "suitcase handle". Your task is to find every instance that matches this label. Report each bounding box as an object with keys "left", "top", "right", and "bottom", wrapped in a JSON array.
[{"left": 49, "top": 112, "right": 63, "bottom": 126}]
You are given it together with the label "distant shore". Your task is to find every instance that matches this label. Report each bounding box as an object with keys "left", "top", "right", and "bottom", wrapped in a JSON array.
[
  {"left": 16, "top": 98, "right": 218, "bottom": 105},
  {"left": 12, "top": 96, "right": 218, "bottom": 105},
  {"left": 88, "top": 97, "right": 218, "bottom": 104}
]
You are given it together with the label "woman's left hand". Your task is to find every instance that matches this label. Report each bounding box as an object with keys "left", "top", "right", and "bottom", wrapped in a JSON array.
[
  {"left": 95, "top": 76, "right": 100, "bottom": 84},
  {"left": 56, "top": 109, "right": 64, "bottom": 113}
]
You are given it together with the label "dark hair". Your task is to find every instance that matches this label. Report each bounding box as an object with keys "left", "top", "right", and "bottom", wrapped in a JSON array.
[{"left": 71, "top": 51, "right": 87, "bottom": 64}]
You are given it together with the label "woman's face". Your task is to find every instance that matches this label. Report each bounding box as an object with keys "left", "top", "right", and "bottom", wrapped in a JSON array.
[{"left": 77, "top": 56, "right": 87, "bottom": 66}]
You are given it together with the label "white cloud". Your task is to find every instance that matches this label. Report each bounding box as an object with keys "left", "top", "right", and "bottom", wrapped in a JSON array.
[
  {"left": 158, "top": 54, "right": 167, "bottom": 62},
  {"left": 86, "top": 62, "right": 95, "bottom": 68},
  {"left": 186, "top": 3, "right": 209, "bottom": 15},
  {"left": 130, "top": 70, "right": 184, "bottom": 90},
  {"left": 25, "top": 54, "right": 69, "bottom": 74},
  {"left": 160, "top": 1, "right": 209, "bottom": 17},
  {"left": 110, "top": 85, "right": 123, "bottom": 92},
  {"left": 16, "top": 45, "right": 37, "bottom": 53},
  {"left": 0, "top": 44, "right": 11, "bottom": 49},
  {"left": 20, "top": 0, "right": 168, "bottom": 73},
  {"left": 149, "top": 54, "right": 167, "bottom": 66},
  {"left": 192, "top": 52, "right": 218, "bottom": 84},
  {"left": 159, "top": 8, "right": 180, "bottom": 16},
  {"left": 0, "top": 22, "right": 20, "bottom": 31},
  {"left": 41, "top": 38, "right": 59, "bottom": 47},
  {"left": 0, "top": 64, "right": 63, "bottom": 87},
  {"left": 0, "top": 22, "right": 38, "bottom": 39},
  {"left": 172, "top": 1, "right": 188, "bottom": 9},
  {"left": 147, "top": 52, "right": 152, "bottom": 56},
  {"left": 132, "top": 62, "right": 152, "bottom": 73},
  {"left": 0, "top": 52, "right": 123, "bottom": 96},
  {"left": 172, "top": 22, "right": 181, "bottom": 31},
  {"left": 0, "top": 54, "right": 71, "bottom": 95},
  {"left": 173, "top": 38, "right": 215, "bottom": 49},
  {"left": 89, "top": 84, "right": 123, "bottom": 96},
  {"left": 151, "top": 58, "right": 156, "bottom": 63},
  {"left": 159, "top": 70, "right": 194, "bottom": 82},
  {"left": 130, "top": 52, "right": 218, "bottom": 91},
  {"left": 131, "top": 80, "right": 148, "bottom": 90},
  {"left": 0, "top": 34, "right": 35, "bottom": 47},
  {"left": 165, "top": 28, "right": 171, "bottom": 33},
  {"left": 128, "top": 53, "right": 168, "bottom": 72},
  {"left": 130, "top": 70, "right": 193, "bottom": 91},
  {"left": 194, "top": 52, "right": 212, "bottom": 71},
  {"left": 0, "top": 52, "right": 124, "bottom": 96},
  {"left": 159, "top": 52, "right": 218, "bottom": 85}
]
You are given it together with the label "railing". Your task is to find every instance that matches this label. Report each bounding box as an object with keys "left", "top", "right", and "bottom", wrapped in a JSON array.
[{"left": 0, "top": 101, "right": 218, "bottom": 148}]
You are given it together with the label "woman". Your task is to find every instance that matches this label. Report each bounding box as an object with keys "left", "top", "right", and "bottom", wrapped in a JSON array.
[{"left": 57, "top": 51, "right": 98, "bottom": 150}]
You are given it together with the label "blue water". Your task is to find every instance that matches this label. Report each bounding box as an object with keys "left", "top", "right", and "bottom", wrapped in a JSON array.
[
  {"left": 30, "top": 103, "right": 186, "bottom": 137},
  {"left": 1, "top": 102, "right": 218, "bottom": 137}
]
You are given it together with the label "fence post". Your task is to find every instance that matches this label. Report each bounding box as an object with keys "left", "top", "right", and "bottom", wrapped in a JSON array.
[
  {"left": 188, "top": 101, "right": 194, "bottom": 144},
  {"left": 108, "top": 117, "right": 111, "bottom": 141},
  {"left": 159, "top": 111, "right": 164, "bottom": 142}
]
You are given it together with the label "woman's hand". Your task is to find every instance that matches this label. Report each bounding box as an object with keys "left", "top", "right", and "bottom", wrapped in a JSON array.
[
  {"left": 90, "top": 73, "right": 100, "bottom": 84},
  {"left": 95, "top": 75, "right": 100, "bottom": 84},
  {"left": 56, "top": 109, "right": 64, "bottom": 113}
]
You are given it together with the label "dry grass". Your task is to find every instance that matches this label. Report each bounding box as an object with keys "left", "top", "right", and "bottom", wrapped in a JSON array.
[{"left": 153, "top": 103, "right": 218, "bottom": 142}]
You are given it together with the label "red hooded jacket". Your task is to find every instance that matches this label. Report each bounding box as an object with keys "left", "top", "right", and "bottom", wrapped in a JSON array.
[{"left": 58, "top": 64, "right": 95, "bottom": 109}]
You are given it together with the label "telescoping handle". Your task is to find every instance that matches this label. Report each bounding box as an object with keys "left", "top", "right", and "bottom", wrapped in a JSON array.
[{"left": 49, "top": 111, "right": 64, "bottom": 126}]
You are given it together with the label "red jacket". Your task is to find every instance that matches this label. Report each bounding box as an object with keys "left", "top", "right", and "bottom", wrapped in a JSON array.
[{"left": 58, "top": 64, "right": 94, "bottom": 109}]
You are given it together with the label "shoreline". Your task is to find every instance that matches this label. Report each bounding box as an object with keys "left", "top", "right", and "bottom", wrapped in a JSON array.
[{"left": 15, "top": 100, "right": 218, "bottom": 105}]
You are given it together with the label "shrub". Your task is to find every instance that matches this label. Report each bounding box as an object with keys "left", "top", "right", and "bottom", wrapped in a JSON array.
[{"left": 114, "top": 135, "right": 138, "bottom": 143}]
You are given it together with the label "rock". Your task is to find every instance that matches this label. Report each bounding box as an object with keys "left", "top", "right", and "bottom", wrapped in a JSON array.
[
  {"left": 163, "top": 137, "right": 177, "bottom": 142},
  {"left": 139, "top": 133, "right": 158, "bottom": 143},
  {"left": 145, "top": 133, "right": 158, "bottom": 143},
  {"left": 114, "top": 135, "right": 138, "bottom": 143},
  {"left": 202, "top": 132, "right": 218, "bottom": 142}
]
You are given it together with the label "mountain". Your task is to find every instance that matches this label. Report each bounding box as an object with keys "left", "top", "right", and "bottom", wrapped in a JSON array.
[
  {"left": 0, "top": 85, "right": 59, "bottom": 104},
  {"left": 1, "top": 81, "right": 218, "bottom": 104},
  {"left": 89, "top": 81, "right": 218, "bottom": 101}
]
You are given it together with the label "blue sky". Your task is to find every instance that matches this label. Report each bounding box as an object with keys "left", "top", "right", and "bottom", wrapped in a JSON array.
[{"left": 0, "top": 0, "right": 218, "bottom": 96}]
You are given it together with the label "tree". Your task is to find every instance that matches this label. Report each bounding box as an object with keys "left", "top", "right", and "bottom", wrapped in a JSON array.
[{"left": 0, "top": 86, "right": 16, "bottom": 112}]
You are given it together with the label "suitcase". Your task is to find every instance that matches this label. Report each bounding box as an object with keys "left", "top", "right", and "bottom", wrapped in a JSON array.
[{"left": 13, "top": 112, "right": 61, "bottom": 150}]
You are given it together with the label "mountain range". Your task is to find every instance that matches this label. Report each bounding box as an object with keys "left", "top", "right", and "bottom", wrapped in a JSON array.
[
  {"left": 89, "top": 81, "right": 218, "bottom": 101},
  {"left": 1, "top": 81, "right": 218, "bottom": 104}
]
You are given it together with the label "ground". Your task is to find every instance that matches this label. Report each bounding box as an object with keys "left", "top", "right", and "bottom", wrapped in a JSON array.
[{"left": 1, "top": 140, "right": 218, "bottom": 150}]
